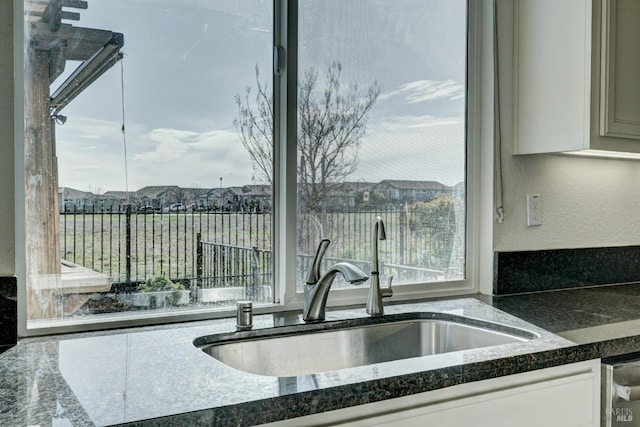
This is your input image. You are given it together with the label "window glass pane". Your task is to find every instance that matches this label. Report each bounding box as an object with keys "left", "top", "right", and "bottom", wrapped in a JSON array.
[
  {"left": 24, "top": 0, "right": 273, "bottom": 325},
  {"left": 297, "top": 0, "right": 467, "bottom": 291}
]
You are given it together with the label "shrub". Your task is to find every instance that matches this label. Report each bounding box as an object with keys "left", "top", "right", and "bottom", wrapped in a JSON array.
[{"left": 139, "top": 275, "right": 185, "bottom": 293}]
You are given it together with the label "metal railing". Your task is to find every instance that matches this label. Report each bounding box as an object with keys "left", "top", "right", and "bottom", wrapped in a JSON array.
[
  {"left": 60, "top": 207, "right": 271, "bottom": 287},
  {"left": 196, "top": 237, "right": 272, "bottom": 301},
  {"left": 60, "top": 204, "right": 462, "bottom": 292},
  {"left": 194, "top": 239, "right": 447, "bottom": 301}
]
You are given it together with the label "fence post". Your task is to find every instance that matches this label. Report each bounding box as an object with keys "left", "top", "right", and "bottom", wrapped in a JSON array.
[
  {"left": 125, "top": 204, "right": 131, "bottom": 285},
  {"left": 250, "top": 246, "right": 259, "bottom": 301},
  {"left": 196, "top": 232, "right": 202, "bottom": 291}
]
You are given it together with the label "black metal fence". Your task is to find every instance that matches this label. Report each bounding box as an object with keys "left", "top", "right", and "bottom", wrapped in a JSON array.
[
  {"left": 60, "top": 204, "right": 463, "bottom": 293},
  {"left": 60, "top": 208, "right": 271, "bottom": 287}
]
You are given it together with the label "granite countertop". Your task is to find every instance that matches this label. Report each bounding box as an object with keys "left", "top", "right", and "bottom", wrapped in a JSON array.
[
  {"left": 482, "top": 282, "right": 640, "bottom": 354},
  {"left": 0, "top": 298, "right": 583, "bottom": 427},
  {"left": 6, "top": 287, "right": 640, "bottom": 427}
]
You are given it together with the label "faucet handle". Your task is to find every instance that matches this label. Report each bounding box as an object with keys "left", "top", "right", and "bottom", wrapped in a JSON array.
[
  {"left": 381, "top": 275, "right": 393, "bottom": 298},
  {"left": 306, "top": 238, "right": 330, "bottom": 285}
]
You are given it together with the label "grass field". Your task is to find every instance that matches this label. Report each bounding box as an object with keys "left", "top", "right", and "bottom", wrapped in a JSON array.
[
  {"left": 60, "top": 211, "right": 271, "bottom": 284},
  {"left": 60, "top": 208, "right": 463, "bottom": 286}
]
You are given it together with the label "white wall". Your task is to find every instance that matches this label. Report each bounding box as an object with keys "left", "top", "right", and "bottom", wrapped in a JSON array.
[
  {"left": 495, "top": 154, "right": 640, "bottom": 251},
  {"left": 493, "top": 0, "right": 640, "bottom": 253},
  {"left": 0, "top": 0, "right": 16, "bottom": 276}
]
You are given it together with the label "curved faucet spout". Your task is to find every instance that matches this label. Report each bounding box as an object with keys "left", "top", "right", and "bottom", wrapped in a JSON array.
[
  {"left": 371, "top": 216, "right": 386, "bottom": 273},
  {"left": 303, "top": 262, "right": 368, "bottom": 322},
  {"left": 367, "top": 216, "right": 393, "bottom": 316}
]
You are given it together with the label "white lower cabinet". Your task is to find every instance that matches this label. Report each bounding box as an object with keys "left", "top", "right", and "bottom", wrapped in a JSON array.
[{"left": 263, "top": 359, "right": 600, "bottom": 427}]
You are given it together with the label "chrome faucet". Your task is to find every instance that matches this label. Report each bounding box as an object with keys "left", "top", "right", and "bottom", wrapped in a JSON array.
[
  {"left": 366, "top": 216, "right": 393, "bottom": 316},
  {"left": 303, "top": 239, "right": 369, "bottom": 322}
]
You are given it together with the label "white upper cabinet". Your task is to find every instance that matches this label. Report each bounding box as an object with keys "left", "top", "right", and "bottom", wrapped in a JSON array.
[
  {"left": 513, "top": 0, "right": 640, "bottom": 156},
  {"left": 600, "top": 0, "right": 640, "bottom": 140}
]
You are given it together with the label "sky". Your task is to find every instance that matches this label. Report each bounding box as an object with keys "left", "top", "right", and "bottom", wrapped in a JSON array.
[{"left": 48, "top": 0, "right": 467, "bottom": 193}]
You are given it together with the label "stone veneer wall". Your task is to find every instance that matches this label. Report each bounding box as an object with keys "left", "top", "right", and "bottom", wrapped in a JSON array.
[
  {"left": 0, "top": 277, "right": 17, "bottom": 353},
  {"left": 494, "top": 246, "right": 640, "bottom": 295}
]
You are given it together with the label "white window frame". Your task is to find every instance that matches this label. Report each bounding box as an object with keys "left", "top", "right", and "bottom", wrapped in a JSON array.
[
  {"left": 279, "top": 0, "right": 485, "bottom": 310},
  {"left": 15, "top": 0, "right": 491, "bottom": 337}
]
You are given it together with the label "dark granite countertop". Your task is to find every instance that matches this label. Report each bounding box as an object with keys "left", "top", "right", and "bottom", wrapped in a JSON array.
[
  {"left": 480, "top": 282, "right": 640, "bottom": 354},
  {"left": 4, "top": 288, "right": 640, "bottom": 427},
  {"left": 0, "top": 298, "right": 581, "bottom": 427},
  {"left": 481, "top": 282, "right": 640, "bottom": 334}
]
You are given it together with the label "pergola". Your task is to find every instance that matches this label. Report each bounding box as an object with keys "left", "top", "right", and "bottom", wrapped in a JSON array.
[{"left": 24, "top": 0, "right": 124, "bottom": 320}]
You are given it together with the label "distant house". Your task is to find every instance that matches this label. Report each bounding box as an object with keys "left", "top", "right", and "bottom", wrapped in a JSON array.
[
  {"left": 340, "top": 181, "right": 375, "bottom": 208},
  {"left": 295, "top": 181, "right": 372, "bottom": 211},
  {"left": 101, "top": 191, "right": 130, "bottom": 212},
  {"left": 59, "top": 187, "right": 93, "bottom": 213},
  {"left": 133, "top": 185, "right": 182, "bottom": 209},
  {"left": 59, "top": 187, "right": 123, "bottom": 213},
  {"left": 372, "top": 180, "right": 451, "bottom": 204},
  {"left": 199, "top": 188, "right": 222, "bottom": 210},
  {"left": 93, "top": 193, "right": 123, "bottom": 212},
  {"left": 180, "top": 188, "right": 211, "bottom": 209},
  {"left": 221, "top": 185, "right": 272, "bottom": 212},
  {"left": 102, "top": 190, "right": 130, "bottom": 203},
  {"left": 321, "top": 182, "right": 358, "bottom": 210}
]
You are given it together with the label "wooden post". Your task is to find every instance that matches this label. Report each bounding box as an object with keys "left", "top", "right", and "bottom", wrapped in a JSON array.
[{"left": 25, "top": 47, "right": 62, "bottom": 321}]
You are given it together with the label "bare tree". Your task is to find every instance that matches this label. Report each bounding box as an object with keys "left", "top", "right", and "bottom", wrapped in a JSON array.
[
  {"left": 234, "top": 65, "right": 274, "bottom": 187},
  {"left": 234, "top": 62, "right": 380, "bottom": 219}
]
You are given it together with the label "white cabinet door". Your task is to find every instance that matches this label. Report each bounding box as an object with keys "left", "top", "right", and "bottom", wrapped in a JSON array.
[
  {"left": 600, "top": 0, "right": 640, "bottom": 140},
  {"left": 512, "top": 0, "right": 592, "bottom": 154},
  {"left": 512, "top": 0, "right": 640, "bottom": 155},
  {"left": 337, "top": 371, "right": 597, "bottom": 427},
  {"left": 262, "top": 360, "right": 600, "bottom": 427}
]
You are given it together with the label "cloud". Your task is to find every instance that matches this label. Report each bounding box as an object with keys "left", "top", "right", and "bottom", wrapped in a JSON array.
[
  {"left": 56, "top": 117, "right": 255, "bottom": 191},
  {"left": 134, "top": 128, "right": 244, "bottom": 161},
  {"left": 380, "top": 114, "right": 464, "bottom": 130},
  {"left": 56, "top": 112, "right": 465, "bottom": 192},
  {"left": 129, "top": 127, "right": 254, "bottom": 189},
  {"left": 355, "top": 115, "right": 466, "bottom": 186},
  {"left": 379, "top": 80, "right": 465, "bottom": 104},
  {"left": 134, "top": 128, "right": 196, "bottom": 161},
  {"left": 55, "top": 117, "right": 131, "bottom": 191}
]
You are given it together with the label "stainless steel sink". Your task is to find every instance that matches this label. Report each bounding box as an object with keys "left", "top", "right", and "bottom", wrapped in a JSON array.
[{"left": 194, "top": 312, "right": 538, "bottom": 377}]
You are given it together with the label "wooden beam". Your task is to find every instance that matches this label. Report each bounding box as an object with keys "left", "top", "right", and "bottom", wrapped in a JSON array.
[
  {"left": 59, "top": 11, "right": 80, "bottom": 20},
  {"left": 27, "top": 10, "right": 80, "bottom": 21},
  {"left": 48, "top": 46, "right": 66, "bottom": 82},
  {"left": 29, "top": 0, "right": 87, "bottom": 31},
  {"left": 42, "top": 0, "right": 62, "bottom": 32},
  {"left": 28, "top": 22, "right": 115, "bottom": 61},
  {"left": 61, "top": 0, "right": 88, "bottom": 9},
  {"left": 28, "top": 22, "right": 114, "bottom": 47}
]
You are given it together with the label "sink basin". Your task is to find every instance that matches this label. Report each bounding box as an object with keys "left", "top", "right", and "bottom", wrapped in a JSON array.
[{"left": 193, "top": 312, "right": 538, "bottom": 377}]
